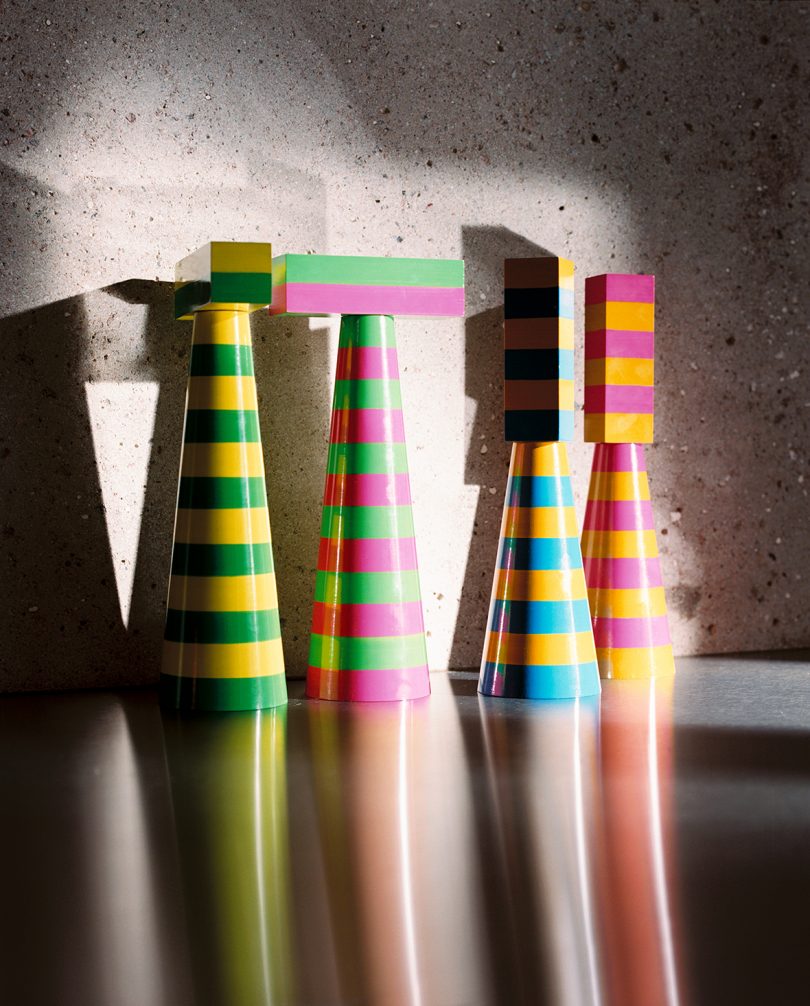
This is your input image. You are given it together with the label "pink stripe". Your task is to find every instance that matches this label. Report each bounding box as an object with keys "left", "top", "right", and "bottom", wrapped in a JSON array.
[
  {"left": 585, "top": 330, "right": 655, "bottom": 360},
  {"left": 330, "top": 408, "right": 405, "bottom": 444},
  {"left": 592, "top": 614, "right": 671, "bottom": 648},
  {"left": 336, "top": 345, "right": 399, "bottom": 380},
  {"left": 285, "top": 283, "right": 465, "bottom": 318},
  {"left": 585, "top": 273, "right": 655, "bottom": 304},
  {"left": 306, "top": 665, "right": 431, "bottom": 701},
  {"left": 312, "top": 600, "right": 425, "bottom": 637},
  {"left": 318, "top": 536, "right": 418, "bottom": 573},
  {"left": 582, "top": 498, "right": 654, "bottom": 531},
  {"left": 590, "top": 442, "right": 647, "bottom": 473},
  {"left": 585, "top": 385, "right": 654, "bottom": 414},
  {"left": 583, "top": 556, "right": 664, "bottom": 589},
  {"left": 323, "top": 473, "right": 412, "bottom": 507}
]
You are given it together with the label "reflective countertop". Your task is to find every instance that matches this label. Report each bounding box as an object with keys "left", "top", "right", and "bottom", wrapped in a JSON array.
[{"left": 2, "top": 652, "right": 810, "bottom": 1006}]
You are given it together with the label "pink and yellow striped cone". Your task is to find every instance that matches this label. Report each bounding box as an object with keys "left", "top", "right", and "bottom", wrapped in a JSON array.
[
  {"left": 479, "top": 442, "right": 601, "bottom": 700},
  {"left": 581, "top": 443, "right": 675, "bottom": 679},
  {"left": 306, "top": 314, "right": 430, "bottom": 701}
]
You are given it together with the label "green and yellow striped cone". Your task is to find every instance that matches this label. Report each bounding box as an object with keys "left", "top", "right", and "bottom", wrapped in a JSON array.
[{"left": 161, "top": 242, "right": 287, "bottom": 711}]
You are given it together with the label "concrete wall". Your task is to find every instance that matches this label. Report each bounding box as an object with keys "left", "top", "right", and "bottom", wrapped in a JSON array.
[{"left": 1, "top": 0, "right": 808, "bottom": 691}]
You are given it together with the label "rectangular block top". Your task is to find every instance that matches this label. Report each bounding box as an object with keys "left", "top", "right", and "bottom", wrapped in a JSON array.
[
  {"left": 174, "top": 241, "right": 272, "bottom": 320},
  {"left": 268, "top": 254, "right": 465, "bottom": 318},
  {"left": 503, "top": 256, "right": 574, "bottom": 444},
  {"left": 584, "top": 272, "right": 655, "bottom": 443}
]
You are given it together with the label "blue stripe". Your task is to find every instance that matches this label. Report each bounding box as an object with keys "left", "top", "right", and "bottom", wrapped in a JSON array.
[
  {"left": 558, "top": 348, "right": 574, "bottom": 380},
  {"left": 489, "top": 598, "right": 592, "bottom": 635},
  {"left": 558, "top": 410, "right": 574, "bottom": 442},
  {"left": 498, "top": 536, "right": 584, "bottom": 571},
  {"left": 479, "top": 661, "right": 601, "bottom": 699},
  {"left": 559, "top": 288, "right": 574, "bottom": 319},
  {"left": 506, "top": 475, "right": 574, "bottom": 509}
]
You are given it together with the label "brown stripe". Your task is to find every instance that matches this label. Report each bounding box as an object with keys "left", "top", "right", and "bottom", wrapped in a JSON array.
[
  {"left": 504, "top": 317, "right": 561, "bottom": 350},
  {"left": 504, "top": 258, "right": 562, "bottom": 288},
  {"left": 505, "top": 379, "right": 561, "bottom": 411}
]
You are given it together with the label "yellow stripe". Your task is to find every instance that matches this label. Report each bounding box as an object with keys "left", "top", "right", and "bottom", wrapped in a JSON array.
[
  {"left": 586, "top": 469, "right": 650, "bottom": 502},
  {"left": 174, "top": 507, "right": 271, "bottom": 545},
  {"left": 585, "top": 301, "right": 654, "bottom": 332},
  {"left": 584, "top": 357, "right": 654, "bottom": 387},
  {"left": 584, "top": 413, "right": 654, "bottom": 444},
  {"left": 181, "top": 441, "right": 265, "bottom": 478},
  {"left": 558, "top": 318, "right": 574, "bottom": 349},
  {"left": 588, "top": 586, "right": 668, "bottom": 619},
  {"left": 511, "top": 441, "right": 570, "bottom": 478},
  {"left": 487, "top": 630, "right": 596, "bottom": 666},
  {"left": 596, "top": 644, "right": 675, "bottom": 680},
  {"left": 495, "top": 567, "right": 589, "bottom": 602},
  {"left": 191, "top": 310, "right": 252, "bottom": 345},
  {"left": 186, "top": 376, "right": 258, "bottom": 411},
  {"left": 558, "top": 257, "right": 574, "bottom": 284},
  {"left": 558, "top": 379, "right": 574, "bottom": 410},
  {"left": 581, "top": 528, "right": 659, "bottom": 559},
  {"left": 168, "top": 573, "right": 279, "bottom": 612},
  {"left": 161, "top": 638, "right": 285, "bottom": 679},
  {"left": 502, "top": 505, "right": 579, "bottom": 539},
  {"left": 210, "top": 241, "right": 272, "bottom": 274}
]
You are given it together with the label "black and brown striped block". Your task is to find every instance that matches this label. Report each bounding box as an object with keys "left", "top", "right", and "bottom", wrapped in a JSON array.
[{"left": 504, "top": 256, "right": 575, "bottom": 443}]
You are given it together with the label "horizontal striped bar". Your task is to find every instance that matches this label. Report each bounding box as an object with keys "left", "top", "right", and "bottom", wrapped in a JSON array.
[
  {"left": 591, "top": 443, "right": 648, "bottom": 473},
  {"left": 171, "top": 542, "right": 274, "bottom": 577},
  {"left": 505, "top": 349, "right": 574, "bottom": 382},
  {"left": 323, "top": 472, "right": 412, "bottom": 507},
  {"left": 186, "top": 376, "right": 258, "bottom": 412},
  {"left": 320, "top": 505, "right": 414, "bottom": 540},
  {"left": 585, "top": 330, "right": 654, "bottom": 360},
  {"left": 165, "top": 608, "right": 281, "bottom": 644},
  {"left": 504, "top": 317, "right": 574, "bottom": 350},
  {"left": 582, "top": 556, "right": 663, "bottom": 589},
  {"left": 479, "top": 661, "right": 600, "bottom": 700},
  {"left": 504, "top": 257, "right": 574, "bottom": 288},
  {"left": 506, "top": 475, "right": 575, "bottom": 509},
  {"left": 488, "top": 598, "right": 593, "bottom": 634},
  {"left": 585, "top": 358, "right": 654, "bottom": 388},
  {"left": 312, "top": 601, "right": 425, "bottom": 637},
  {"left": 586, "top": 470, "right": 650, "bottom": 502},
  {"left": 174, "top": 507, "right": 270, "bottom": 545},
  {"left": 333, "top": 378, "right": 402, "bottom": 410},
  {"left": 486, "top": 630, "right": 596, "bottom": 666},
  {"left": 336, "top": 345, "right": 399, "bottom": 380},
  {"left": 161, "top": 638, "right": 285, "bottom": 680},
  {"left": 330, "top": 408, "right": 406, "bottom": 444},
  {"left": 276, "top": 254, "right": 463, "bottom": 288},
  {"left": 511, "top": 444, "right": 571, "bottom": 478},
  {"left": 582, "top": 498, "right": 655, "bottom": 531},
  {"left": 502, "top": 505, "right": 579, "bottom": 539},
  {"left": 160, "top": 671, "right": 287, "bottom": 711},
  {"left": 585, "top": 302, "right": 654, "bottom": 333},
  {"left": 595, "top": 644, "right": 675, "bottom": 680},
  {"left": 168, "top": 573, "right": 279, "bottom": 612},
  {"left": 317, "top": 536, "right": 418, "bottom": 573},
  {"left": 306, "top": 666, "right": 430, "bottom": 702},
  {"left": 587, "top": 585, "right": 668, "bottom": 618},
  {"left": 585, "top": 274, "right": 654, "bottom": 304},
  {"left": 505, "top": 410, "right": 573, "bottom": 444},
  {"left": 585, "top": 413, "right": 654, "bottom": 444},
  {"left": 498, "top": 536, "right": 585, "bottom": 571},
  {"left": 279, "top": 283, "right": 464, "bottom": 317},
  {"left": 580, "top": 529, "right": 659, "bottom": 559},
  {"left": 180, "top": 441, "right": 265, "bottom": 479},
  {"left": 327, "top": 442, "right": 408, "bottom": 474},
  {"left": 315, "top": 569, "right": 423, "bottom": 605},
  {"left": 190, "top": 343, "right": 254, "bottom": 377},
  {"left": 585, "top": 385, "right": 654, "bottom": 414},
  {"left": 504, "top": 288, "right": 574, "bottom": 320},
  {"left": 309, "top": 632, "right": 427, "bottom": 671},
  {"left": 494, "top": 567, "right": 589, "bottom": 602},
  {"left": 177, "top": 476, "right": 267, "bottom": 510},
  {"left": 184, "top": 409, "right": 260, "bottom": 443},
  {"left": 592, "top": 614, "right": 671, "bottom": 648},
  {"left": 210, "top": 272, "right": 271, "bottom": 308}
]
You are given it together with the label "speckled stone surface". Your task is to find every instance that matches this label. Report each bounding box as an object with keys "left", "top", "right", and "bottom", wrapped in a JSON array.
[{"left": 0, "top": 1, "right": 808, "bottom": 691}]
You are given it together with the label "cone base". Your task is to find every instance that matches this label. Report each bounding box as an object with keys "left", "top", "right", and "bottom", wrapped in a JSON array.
[
  {"left": 479, "top": 661, "right": 602, "bottom": 700},
  {"left": 159, "top": 672, "right": 288, "bottom": 712},
  {"left": 596, "top": 644, "right": 676, "bottom": 680},
  {"left": 306, "top": 666, "right": 431, "bottom": 702}
]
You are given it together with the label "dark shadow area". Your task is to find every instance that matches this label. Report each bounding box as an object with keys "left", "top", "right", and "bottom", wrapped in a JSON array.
[{"left": 677, "top": 723, "right": 810, "bottom": 778}]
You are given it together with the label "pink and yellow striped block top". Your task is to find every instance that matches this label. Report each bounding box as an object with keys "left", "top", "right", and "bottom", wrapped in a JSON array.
[
  {"left": 584, "top": 273, "right": 655, "bottom": 443},
  {"left": 268, "top": 254, "right": 465, "bottom": 318}
]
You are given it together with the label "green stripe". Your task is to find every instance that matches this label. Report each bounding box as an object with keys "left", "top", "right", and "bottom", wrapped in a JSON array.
[
  {"left": 184, "top": 410, "right": 261, "bottom": 443},
  {"left": 320, "top": 504, "right": 414, "bottom": 539},
  {"left": 338, "top": 314, "right": 395, "bottom": 348},
  {"left": 165, "top": 609, "right": 281, "bottom": 644},
  {"left": 159, "top": 672, "right": 287, "bottom": 711},
  {"left": 278, "top": 254, "right": 463, "bottom": 289},
  {"left": 171, "top": 543, "right": 274, "bottom": 577},
  {"left": 210, "top": 271, "right": 272, "bottom": 307},
  {"left": 175, "top": 281, "right": 210, "bottom": 319},
  {"left": 333, "top": 379, "right": 402, "bottom": 409},
  {"left": 315, "top": 570, "right": 423, "bottom": 605},
  {"left": 309, "top": 632, "right": 427, "bottom": 671},
  {"left": 177, "top": 476, "right": 266, "bottom": 509},
  {"left": 189, "top": 343, "right": 254, "bottom": 377},
  {"left": 326, "top": 442, "right": 408, "bottom": 474}
]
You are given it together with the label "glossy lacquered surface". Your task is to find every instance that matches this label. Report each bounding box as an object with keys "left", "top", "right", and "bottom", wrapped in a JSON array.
[{"left": 3, "top": 653, "right": 810, "bottom": 1005}]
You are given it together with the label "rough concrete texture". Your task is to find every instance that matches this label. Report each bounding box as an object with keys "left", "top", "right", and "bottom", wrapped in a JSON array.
[{"left": 1, "top": 0, "right": 808, "bottom": 691}]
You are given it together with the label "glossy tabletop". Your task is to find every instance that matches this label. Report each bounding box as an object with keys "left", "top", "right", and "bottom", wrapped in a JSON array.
[{"left": 2, "top": 652, "right": 810, "bottom": 1006}]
